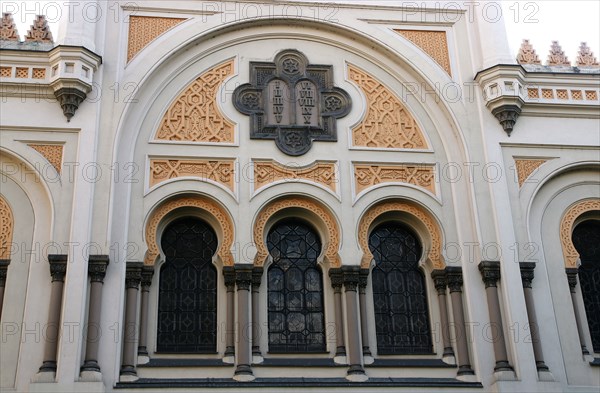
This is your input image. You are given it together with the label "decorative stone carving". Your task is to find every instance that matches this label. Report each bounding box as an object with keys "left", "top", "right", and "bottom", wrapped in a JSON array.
[
  {"left": 547, "top": 41, "right": 570, "bottom": 66},
  {"left": 492, "top": 105, "right": 521, "bottom": 136},
  {"left": 156, "top": 60, "right": 235, "bottom": 143},
  {"left": 565, "top": 267, "right": 579, "bottom": 292},
  {"left": 0, "top": 13, "right": 19, "bottom": 41},
  {"left": 140, "top": 266, "right": 154, "bottom": 289},
  {"left": 395, "top": 29, "right": 451, "bottom": 75},
  {"left": 431, "top": 269, "right": 448, "bottom": 296},
  {"left": 253, "top": 197, "right": 340, "bottom": 267},
  {"left": 145, "top": 196, "right": 235, "bottom": 266},
  {"left": 560, "top": 199, "right": 600, "bottom": 268},
  {"left": 576, "top": 42, "right": 600, "bottom": 67},
  {"left": 329, "top": 268, "right": 343, "bottom": 291},
  {"left": 88, "top": 255, "right": 109, "bottom": 283},
  {"left": 446, "top": 266, "right": 463, "bottom": 293},
  {"left": 348, "top": 65, "right": 427, "bottom": 149},
  {"left": 478, "top": 261, "right": 501, "bottom": 288},
  {"left": 234, "top": 264, "right": 253, "bottom": 291},
  {"left": 253, "top": 160, "right": 336, "bottom": 193},
  {"left": 25, "top": 15, "right": 53, "bottom": 43},
  {"left": 0, "top": 260, "right": 9, "bottom": 287},
  {"left": 28, "top": 144, "right": 63, "bottom": 174},
  {"left": 127, "top": 16, "right": 186, "bottom": 62},
  {"left": 519, "top": 262, "right": 536, "bottom": 289},
  {"left": 149, "top": 158, "right": 235, "bottom": 191},
  {"left": 125, "top": 263, "right": 143, "bottom": 289},
  {"left": 48, "top": 255, "right": 68, "bottom": 282},
  {"left": 514, "top": 158, "right": 548, "bottom": 187},
  {"left": 0, "top": 196, "right": 14, "bottom": 260},
  {"left": 358, "top": 201, "right": 444, "bottom": 269},
  {"left": 353, "top": 163, "right": 435, "bottom": 194},
  {"left": 517, "top": 39, "right": 541, "bottom": 64},
  {"left": 342, "top": 265, "right": 360, "bottom": 292},
  {"left": 233, "top": 50, "right": 351, "bottom": 156},
  {"left": 54, "top": 88, "right": 87, "bottom": 122}
]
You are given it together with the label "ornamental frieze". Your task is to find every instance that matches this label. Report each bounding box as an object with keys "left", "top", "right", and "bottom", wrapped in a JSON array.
[
  {"left": 253, "top": 160, "right": 337, "bottom": 193},
  {"left": 354, "top": 163, "right": 435, "bottom": 195},
  {"left": 149, "top": 158, "right": 235, "bottom": 191},
  {"left": 233, "top": 50, "right": 351, "bottom": 156}
]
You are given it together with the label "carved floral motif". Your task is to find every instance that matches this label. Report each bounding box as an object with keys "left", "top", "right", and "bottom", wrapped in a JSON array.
[
  {"left": 514, "top": 158, "right": 548, "bottom": 187},
  {"left": 127, "top": 16, "right": 186, "bottom": 62},
  {"left": 547, "top": 41, "right": 570, "bottom": 66},
  {"left": 395, "top": 29, "right": 451, "bottom": 75},
  {"left": 0, "top": 13, "right": 19, "bottom": 41},
  {"left": 517, "top": 39, "right": 541, "bottom": 64},
  {"left": 150, "top": 159, "right": 235, "bottom": 191},
  {"left": 28, "top": 144, "right": 63, "bottom": 174},
  {"left": 0, "top": 195, "right": 14, "bottom": 260},
  {"left": 348, "top": 65, "right": 427, "bottom": 149},
  {"left": 560, "top": 199, "right": 600, "bottom": 268},
  {"left": 155, "top": 60, "right": 234, "bottom": 143},
  {"left": 354, "top": 163, "right": 435, "bottom": 194},
  {"left": 576, "top": 42, "right": 600, "bottom": 67},
  {"left": 24, "top": 15, "right": 53, "bottom": 43},
  {"left": 254, "top": 160, "right": 336, "bottom": 192}
]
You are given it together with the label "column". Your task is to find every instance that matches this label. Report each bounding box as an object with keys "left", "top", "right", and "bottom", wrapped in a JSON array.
[
  {"left": 38, "top": 255, "right": 68, "bottom": 376},
  {"left": 519, "top": 263, "right": 549, "bottom": 372},
  {"left": 223, "top": 266, "right": 236, "bottom": 363},
  {"left": 80, "top": 255, "right": 109, "bottom": 377},
  {"left": 566, "top": 268, "right": 590, "bottom": 355},
  {"left": 251, "top": 266, "right": 263, "bottom": 362},
  {"left": 342, "top": 266, "right": 367, "bottom": 382},
  {"left": 358, "top": 268, "right": 372, "bottom": 363},
  {"left": 137, "top": 266, "right": 154, "bottom": 363},
  {"left": 0, "top": 259, "right": 9, "bottom": 318},
  {"left": 120, "top": 263, "right": 142, "bottom": 381},
  {"left": 431, "top": 269, "right": 455, "bottom": 363},
  {"left": 446, "top": 267, "right": 475, "bottom": 377},
  {"left": 478, "top": 261, "right": 513, "bottom": 372},
  {"left": 329, "top": 268, "right": 346, "bottom": 363},
  {"left": 234, "top": 264, "right": 254, "bottom": 381}
]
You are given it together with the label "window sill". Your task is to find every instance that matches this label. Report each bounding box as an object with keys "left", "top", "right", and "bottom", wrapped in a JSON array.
[
  {"left": 255, "top": 358, "right": 345, "bottom": 367},
  {"left": 590, "top": 358, "right": 600, "bottom": 367},
  {"left": 137, "top": 358, "right": 232, "bottom": 368},
  {"left": 367, "top": 358, "right": 455, "bottom": 368}
]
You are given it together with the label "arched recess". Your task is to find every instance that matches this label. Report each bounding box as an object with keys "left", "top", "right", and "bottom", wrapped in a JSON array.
[
  {"left": 253, "top": 196, "right": 341, "bottom": 267},
  {"left": 560, "top": 199, "right": 600, "bottom": 268},
  {"left": 144, "top": 195, "right": 235, "bottom": 266},
  {"left": 358, "top": 200, "right": 445, "bottom": 269},
  {"left": 0, "top": 195, "right": 14, "bottom": 260}
]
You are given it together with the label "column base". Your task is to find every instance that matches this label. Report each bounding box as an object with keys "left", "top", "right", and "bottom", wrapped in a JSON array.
[
  {"left": 363, "top": 355, "right": 374, "bottom": 365},
  {"left": 493, "top": 360, "right": 514, "bottom": 372},
  {"left": 252, "top": 355, "right": 264, "bottom": 364},
  {"left": 79, "top": 370, "right": 102, "bottom": 382},
  {"left": 119, "top": 365, "right": 138, "bottom": 382},
  {"left": 233, "top": 364, "right": 255, "bottom": 382},
  {"left": 457, "top": 364, "right": 475, "bottom": 376},
  {"left": 493, "top": 369, "right": 517, "bottom": 381},
  {"left": 31, "top": 371, "right": 56, "bottom": 383},
  {"left": 38, "top": 361, "right": 57, "bottom": 374},
  {"left": 333, "top": 355, "right": 347, "bottom": 365},
  {"left": 80, "top": 360, "right": 101, "bottom": 373},
  {"left": 137, "top": 355, "right": 150, "bottom": 365},
  {"left": 538, "top": 369, "right": 555, "bottom": 382},
  {"left": 442, "top": 355, "right": 456, "bottom": 365},
  {"left": 223, "top": 356, "right": 235, "bottom": 364},
  {"left": 456, "top": 373, "right": 478, "bottom": 383},
  {"left": 346, "top": 365, "right": 368, "bottom": 382}
]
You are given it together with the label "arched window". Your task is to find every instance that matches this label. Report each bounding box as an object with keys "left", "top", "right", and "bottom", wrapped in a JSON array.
[
  {"left": 369, "top": 223, "right": 432, "bottom": 355},
  {"left": 266, "top": 220, "right": 325, "bottom": 353},
  {"left": 157, "top": 217, "right": 218, "bottom": 353},
  {"left": 572, "top": 219, "right": 600, "bottom": 352}
]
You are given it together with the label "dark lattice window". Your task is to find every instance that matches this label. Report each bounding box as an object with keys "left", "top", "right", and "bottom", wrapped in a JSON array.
[
  {"left": 267, "top": 221, "right": 325, "bottom": 352},
  {"left": 572, "top": 219, "right": 600, "bottom": 353},
  {"left": 157, "top": 217, "right": 218, "bottom": 353},
  {"left": 369, "top": 223, "right": 433, "bottom": 355}
]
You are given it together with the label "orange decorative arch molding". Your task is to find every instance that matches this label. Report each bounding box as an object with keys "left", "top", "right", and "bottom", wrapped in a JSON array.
[
  {"left": 358, "top": 200, "right": 444, "bottom": 269},
  {"left": 560, "top": 199, "right": 600, "bottom": 268},
  {"left": 0, "top": 195, "right": 14, "bottom": 260},
  {"left": 144, "top": 196, "right": 235, "bottom": 266},
  {"left": 253, "top": 197, "right": 341, "bottom": 267}
]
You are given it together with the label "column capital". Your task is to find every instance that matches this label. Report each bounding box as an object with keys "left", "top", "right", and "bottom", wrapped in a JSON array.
[
  {"left": 234, "top": 264, "right": 253, "bottom": 291},
  {"left": 342, "top": 265, "right": 360, "bottom": 292},
  {"left": 519, "top": 262, "right": 536, "bottom": 289},
  {"left": 140, "top": 265, "right": 154, "bottom": 289},
  {"left": 223, "top": 266, "right": 236, "bottom": 289},
  {"left": 252, "top": 266, "right": 264, "bottom": 288},
  {"left": 329, "top": 267, "right": 343, "bottom": 291},
  {"left": 48, "top": 254, "right": 68, "bottom": 282},
  {"left": 88, "top": 255, "right": 109, "bottom": 283},
  {"left": 0, "top": 259, "right": 10, "bottom": 287},
  {"left": 431, "top": 269, "right": 447, "bottom": 295},
  {"left": 125, "top": 262, "right": 143, "bottom": 289},
  {"left": 478, "top": 261, "right": 501, "bottom": 288},
  {"left": 358, "top": 268, "right": 370, "bottom": 294},
  {"left": 445, "top": 266, "right": 463, "bottom": 293},
  {"left": 565, "top": 267, "right": 579, "bottom": 292}
]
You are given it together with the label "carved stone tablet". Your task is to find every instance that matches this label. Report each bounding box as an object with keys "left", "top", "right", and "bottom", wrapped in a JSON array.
[{"left": 233, "top": 50, "right": 351, "bottom": 156}]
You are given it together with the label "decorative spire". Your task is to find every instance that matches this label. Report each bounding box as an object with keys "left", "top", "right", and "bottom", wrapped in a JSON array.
[
  {"left": 25, "top": 15, "right": 53, "bottom": 43},
  {"left": 517, "top": 39, "right": 541, "bottom": 64},
  {"left": 0, "top": 13, "right": 20, "bottom": 41},
  {"left": 576, "top": 42, "right": 599, "bottom": 67},
  {"left": 547, "top": 41, "right": 570, "bottom": 66}
]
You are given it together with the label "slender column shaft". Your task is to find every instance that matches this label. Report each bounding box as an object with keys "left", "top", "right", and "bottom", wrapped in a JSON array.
[
  {"left": 358, "top": 268, "right": 371, "bottom": 358},
  {"left": 138, "top": 266, "right": 154, "bottom": 357},
  {"left": 39, "top": 255, "right": 68, "bottom": 373},
  {"left": 431, "top": 270, "right": 454, "bottom": 359},
  {"left": 329, "top": 268, "right": 346, "bottom": 358},
  {"left": 234, "top": 264, "right": 254, "bottom": 381},
  {"left": 81, "top": 255, "right": 109, "bottom": 373},
  {"left": 0, "top": 259, "right": 9, "bottom": 318},
  {"left": 566, "top": 268, "right": 590, "bottom": 355},
  {"left": 479, "top": 261, "right": 513, "bottom": 372},
  {"left": 120, "top": 263, "right": 142, "bottom": 377},
  {"left": 251, "top": 267, "right": 263, "bottom": 359},
  {"left": 446, "top": 267, "right": 475, "bottom": 376},
  {"left": 342, "top": 266, "right": 366, "bottom": 381},
  {"left": 519, "top": 263, "right": 549, "bottom": 371},
  {"left": 223, "top": 266, "right": 236, "bottom": 360}
]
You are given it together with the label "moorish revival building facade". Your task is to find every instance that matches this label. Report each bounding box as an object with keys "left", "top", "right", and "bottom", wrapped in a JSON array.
[{"left": 0, "top": 1, "right": 599, "bottom": 392}]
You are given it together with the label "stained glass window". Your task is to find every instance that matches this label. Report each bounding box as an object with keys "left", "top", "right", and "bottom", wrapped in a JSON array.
[
  {"left": 369, "top": 223, "right": 433, "bottom": 355},
  {"left": 157, "top": 217, "right": 218, "bottom": 353},
  {"left": 267, "top": 221, "right": 325, "bottom": 352},
  {"left": 572, "top": 219, "right": 600, "bottom": 352}
]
